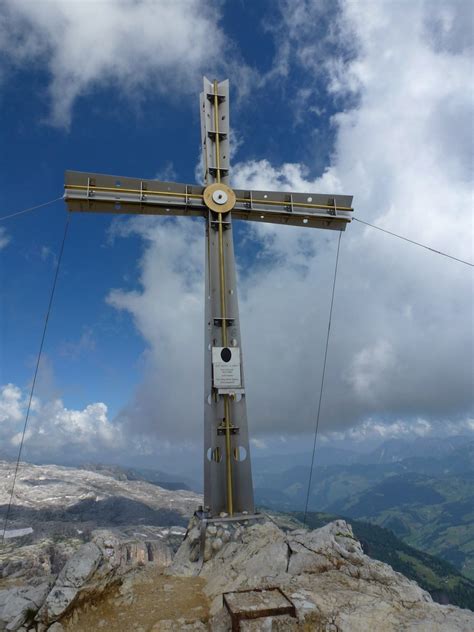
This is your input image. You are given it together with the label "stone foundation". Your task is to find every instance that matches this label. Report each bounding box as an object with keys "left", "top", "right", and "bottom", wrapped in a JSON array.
[{"left": 174, "top": 512, "right": 267, "bottom": 571}]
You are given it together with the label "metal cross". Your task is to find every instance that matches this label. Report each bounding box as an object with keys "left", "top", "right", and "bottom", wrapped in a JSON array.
[{"left": 64, "top": 77, "right": 353, "bottom": 518}]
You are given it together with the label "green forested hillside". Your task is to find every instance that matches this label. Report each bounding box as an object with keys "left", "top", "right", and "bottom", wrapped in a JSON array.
[
  {"left": 326, "top": 472, "right": 474, "bottom": 580},
  {"left": 254, "top": 441, "right": 474, "bottom": 581}
]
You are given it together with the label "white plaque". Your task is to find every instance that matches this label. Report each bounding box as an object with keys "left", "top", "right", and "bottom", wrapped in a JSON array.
[{"left": 212, "top": 347, "right": 241, "bottom": 388}]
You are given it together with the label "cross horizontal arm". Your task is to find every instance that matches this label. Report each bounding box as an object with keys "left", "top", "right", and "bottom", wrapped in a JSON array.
[{"left": 64, "top": 170, "right": 353, "bottom": 230}]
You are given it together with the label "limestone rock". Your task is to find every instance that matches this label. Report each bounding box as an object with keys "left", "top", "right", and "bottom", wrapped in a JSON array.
[
  {"left": 203, "top": 539, "right": 213, "bottom": 563},
  {"left": 0, "top": 459, "right": 199, "bottom": 588},
  {"left": 0, "top": 581, "right": 51, "bottom": 631},
  {"left": 36, "top": 531, "right": 173, "bottom": 627},
  {"left": 170, "top": 519, "right": 474, "bottom": 631},
  {"left": 36, "top": 541, "right": 103, "bottom": 624}
]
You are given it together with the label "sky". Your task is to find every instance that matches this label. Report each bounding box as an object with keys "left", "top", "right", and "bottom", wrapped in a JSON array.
[{"left": 0, "top": 0, "right": 473, "bottom": 478}]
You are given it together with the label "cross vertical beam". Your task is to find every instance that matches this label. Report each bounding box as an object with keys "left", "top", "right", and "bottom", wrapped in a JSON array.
[
  {"left": 213, "top": 79, "right": 234, "bottom": 515},
  {"left": 201, "top": 77, "right": 254, "bottom": 516}
]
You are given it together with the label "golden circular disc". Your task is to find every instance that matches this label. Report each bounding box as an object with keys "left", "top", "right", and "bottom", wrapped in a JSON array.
[{"left": 203, "top": 183, "right": 236, "bottom": 213}]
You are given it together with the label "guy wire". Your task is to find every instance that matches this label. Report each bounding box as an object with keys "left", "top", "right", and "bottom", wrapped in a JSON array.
[
  {"left": 1, "top": 212, "right": 71, "bottom": 544},
  {"left": 303, "top": 230, "right": 343, "bottom": 526}
]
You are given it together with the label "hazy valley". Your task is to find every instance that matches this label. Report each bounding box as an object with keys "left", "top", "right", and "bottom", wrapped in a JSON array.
[{"left": 253, "top": 436, "right": 474, "bottom": 582}]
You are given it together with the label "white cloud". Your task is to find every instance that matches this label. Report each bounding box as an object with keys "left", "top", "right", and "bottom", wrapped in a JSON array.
[
  {"left": 327, "top": 415, "right": 474, "bottom": 444},
  {"left": 0, "top": 384, "right": 23, "bottom": 424},
  {"left": 344, "top": 341, "right": 395, "bottom": 404},
  {"left": 2, "top": 380, "right": 470, "bottom": 465},
  {"left": 155, "top": 161, "right": 177, "bottom": 183},
  {"left": 103, "top": 0, "right": 473, "bottom": 445},
  {"left": 0, "top": 382, "right": 122, "bottom": 462},
  {"left": 106, "top": 216, "right": 204, "bottom": 445},
  {"left": 0, "top": 227, "right": 10, "bottom": 250},
  {"left": 0, "top": 0, "right": 228, "bottom": 127}
]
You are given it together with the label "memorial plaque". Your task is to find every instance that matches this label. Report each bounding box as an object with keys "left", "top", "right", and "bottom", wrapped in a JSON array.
[{"left": 212, "top": 346, "right": 241, "bottom": 388}]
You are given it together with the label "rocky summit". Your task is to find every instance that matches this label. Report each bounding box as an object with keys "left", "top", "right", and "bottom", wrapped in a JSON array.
[
  {"left": 0, "top": 460, "right": 473, "bottom": 631},
  {"left": 173, "top": 519, "right": 474, "bottom": 631}
]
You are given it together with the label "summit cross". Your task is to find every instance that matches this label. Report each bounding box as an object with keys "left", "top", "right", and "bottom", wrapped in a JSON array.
[{"left": 64, "top": 77, "right": 354, "bottom": 518}]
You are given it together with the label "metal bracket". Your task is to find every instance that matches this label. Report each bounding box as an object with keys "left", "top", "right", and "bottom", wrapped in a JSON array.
[
  {"left": 139, "top": 180, "right": 146, "bottom": 210},
  {"left": 184, "top": 184, "right": 190, "bottom": 211},
  {"left": 86, "top": 177, "right": 94, "bottom": 210},
  {"left": 217, "top": 388, "right": 245, "bottom": 396},
  {"left": 328, "top": 197, "right": 337, "bottom": 216},
  {"left": 207, "top": 130, "right": 228, "bottom": 141},
  {"left": 217, "top": 424, "right": 239, "bottom": 436},
  {"left": 213, "top": 317, "right": 235, "bottom": 327},
  {"left": 208, "top": 167, "right": 229, "bottom": 179},
  {"left": 206, "top": 92, "right": 225, "bottom": 103},
  {"left": 245, "top": 190, "right": 253, "bottom": 211},
  {"left": 210, "top": 219, "right": 232, "bottom": 231}
]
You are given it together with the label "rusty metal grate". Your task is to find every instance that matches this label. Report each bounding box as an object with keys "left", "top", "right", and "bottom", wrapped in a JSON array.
[{"left": 223, "top": 587, "right": 296, "bottom": 631}]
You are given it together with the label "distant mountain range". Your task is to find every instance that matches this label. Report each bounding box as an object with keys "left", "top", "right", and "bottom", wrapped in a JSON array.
[
  {"left": 80, "top": 462, "right": 193, "bottom": 491},
  {"left": 253, "top": 436, "right": 474, "bottom": 581}
]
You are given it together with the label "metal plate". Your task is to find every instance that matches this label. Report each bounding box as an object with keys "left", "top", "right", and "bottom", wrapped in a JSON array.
[
  {"left": 203, "top": 183, "right": 236, "bottom": 213},
  {"left": 212, "top": 347, "right": 241, "bottom": 388}
]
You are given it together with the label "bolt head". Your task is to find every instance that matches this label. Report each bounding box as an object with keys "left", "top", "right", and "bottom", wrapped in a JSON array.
[{"left": 212, "top": 189, "right": 228, "bottom": 205}]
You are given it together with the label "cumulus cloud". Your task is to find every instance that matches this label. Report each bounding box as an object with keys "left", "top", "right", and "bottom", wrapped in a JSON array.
[
  {"left": 1, "top": 379, "right": 470, "bottom": 466},
  {"left": 104, "top": 0, "right": 473, "bottom": 446},
  {"left": 0, "top": 0, "right": 228, "bottom": 127},
  {"left": 106, "top": 216, "right": 204, "bottom": 445},
  {"left": 0, "top": 384, "right": 23, "bottom": 425},
  {"left": 0, "top": 383, "right": 122, "bottom": 462},
  {"left": 326, "top": 416, "right": 474, "bottom": 444}
]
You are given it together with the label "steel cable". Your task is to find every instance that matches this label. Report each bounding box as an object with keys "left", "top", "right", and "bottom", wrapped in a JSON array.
[
  {"left": 303, "top": 230, "right": 343, "bottom": 525},
  {"left": 353, "top": 217, "right": 473, "bottom": 267},
  {"left": 1, "top": 213, "right": 70, "bottom": 544},
  {"left": 0, "top": 196, "right": 63, "bottom": 222}
]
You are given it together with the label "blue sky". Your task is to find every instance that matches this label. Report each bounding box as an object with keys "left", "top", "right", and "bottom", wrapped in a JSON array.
[{"left": 0, "top": 0, "right": 472, "bottom": 474}]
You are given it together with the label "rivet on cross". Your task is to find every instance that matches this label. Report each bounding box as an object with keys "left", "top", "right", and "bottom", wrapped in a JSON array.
[{"left": 64, "top": 77, "right": 354, "bottom": 518}]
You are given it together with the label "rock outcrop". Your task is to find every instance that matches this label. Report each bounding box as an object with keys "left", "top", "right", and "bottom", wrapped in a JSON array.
[
  {"left": 0, "top": 530, "right": 173, "bottom": 631},
  {"left": 0, "top": 459, "right": 197, "bottom": 585},
  {"left": 2, "top": 517, "right": 473, "bottom": 631},
  {"left": 172, "top": 519, "right": 474, "bottom": 631},
  {"left": 0, "top": 580, "right": 52, "bottom": 631}
]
